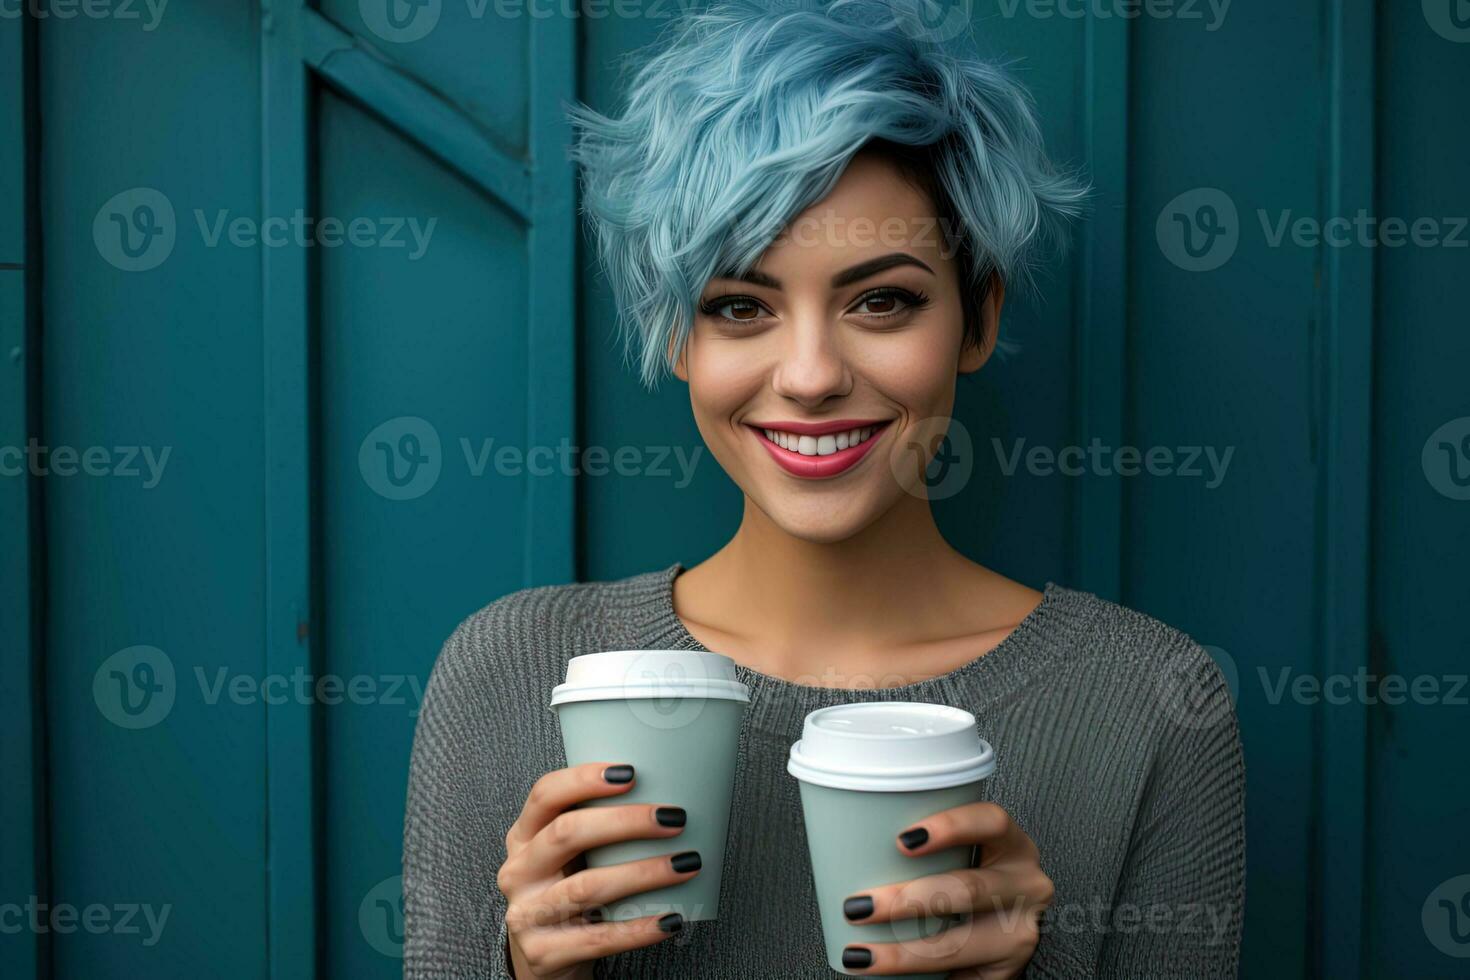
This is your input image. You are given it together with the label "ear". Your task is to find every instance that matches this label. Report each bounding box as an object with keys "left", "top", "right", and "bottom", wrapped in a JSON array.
[
  {"left": 958, "top": 271, "right": 1006, "bottom": 375},
  {"left": 669, "top": 326, "right": 689, "bottom": 382}
]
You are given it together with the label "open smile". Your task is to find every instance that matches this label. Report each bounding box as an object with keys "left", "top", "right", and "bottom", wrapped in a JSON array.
[{"left": 745, "top": 418, "right": 893, "bottom": 479}]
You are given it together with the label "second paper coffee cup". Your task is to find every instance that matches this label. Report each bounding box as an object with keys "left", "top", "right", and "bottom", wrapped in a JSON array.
[
  {"left": 788, "top": 701, "right": 997, "bottom": 979},
  {"left": 550, "top": 649, "right": 750, "bottom": 922}
]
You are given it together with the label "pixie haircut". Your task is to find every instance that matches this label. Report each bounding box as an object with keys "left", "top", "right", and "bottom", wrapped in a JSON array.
[{"left": 569, "top": 0, "right": 1088, "bottom": 387}]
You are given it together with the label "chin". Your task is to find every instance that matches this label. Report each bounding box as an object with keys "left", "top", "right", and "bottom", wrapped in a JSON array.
[{"left": 753, "top": 491, "right": 892, "bottom": 545}]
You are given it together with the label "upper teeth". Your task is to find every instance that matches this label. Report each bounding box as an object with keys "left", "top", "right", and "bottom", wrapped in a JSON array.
[{"left": 762, "top": 426, "right": 878, "bottom": 456}]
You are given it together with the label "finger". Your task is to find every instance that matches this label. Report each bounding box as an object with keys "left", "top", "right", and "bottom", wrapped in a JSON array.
[
  {"left": 842, "top": 867, "right": 1037, "bottom": 925},
  {"left": 506, "top": 763, "right": 637, "bottom": 853},
  {"left": 837, "top": 905, "right": 1041, "bottom": 976},
  {"left": 896, "top": 802, "right": 1020, "bottom": 858},
  {"left": 516, "top": 804, "right": 686, "bottom": 880},
  {"left": 516, "top": 911, "right": 686, "bottom": 975},
  {"left": 528, "top": 850, "right": 703, "bottom": 925}
]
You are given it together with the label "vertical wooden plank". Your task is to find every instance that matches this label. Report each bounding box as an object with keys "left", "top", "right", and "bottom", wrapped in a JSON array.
[
  {"left": 1315, "top": 3, "right": 1374, "bottom": 976},
  {"left": 262, "top": 0, "right": 318, "bottom": 976},
  {"left": 1073, "top": 14, "right": 1128, "bottom": 602},
  {"left": 0, "top": 12, "right": 41, "bottom": 978},
  {"left": 526, "top": 12, "right": 578, "bottom": 585}
]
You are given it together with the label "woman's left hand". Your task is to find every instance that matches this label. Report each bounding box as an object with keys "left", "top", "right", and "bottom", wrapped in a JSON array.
[{"left": 839, "top": 802, "right": 1053, "bottom": 978}]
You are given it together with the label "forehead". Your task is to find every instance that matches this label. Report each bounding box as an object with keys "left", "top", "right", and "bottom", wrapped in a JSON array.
[{"left": 754, "top": 148, "right": 950, "bottom": 277}]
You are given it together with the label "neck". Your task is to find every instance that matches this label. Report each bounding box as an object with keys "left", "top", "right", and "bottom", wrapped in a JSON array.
[{"left": 700, "top": 493, "right": 971, "bottom": 651}]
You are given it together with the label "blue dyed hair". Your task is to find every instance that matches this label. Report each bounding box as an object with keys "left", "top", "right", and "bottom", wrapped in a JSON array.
[{"left": 569, "top": 0, "right": 1089, "bottom": 387}]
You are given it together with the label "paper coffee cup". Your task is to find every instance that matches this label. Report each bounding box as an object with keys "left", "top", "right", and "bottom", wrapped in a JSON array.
[
  {"left": 788, "top": 702, "right": 997, "bottom": 979},
  {"left": 550, "top": 650, "right": 750, "bottom": 922}
]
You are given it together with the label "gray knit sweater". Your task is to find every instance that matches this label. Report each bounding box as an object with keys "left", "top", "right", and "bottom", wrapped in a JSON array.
[{"left": 403, "top": 565, "right": 1245, "bottom": 978}]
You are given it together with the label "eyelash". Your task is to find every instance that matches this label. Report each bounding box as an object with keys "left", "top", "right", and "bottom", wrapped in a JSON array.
[{"left": 697, "top": 287, "right": 931, "bottom": 323}]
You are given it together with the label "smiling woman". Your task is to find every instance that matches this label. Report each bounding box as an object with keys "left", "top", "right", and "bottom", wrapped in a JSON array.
[{"left": 403, "top": 1, "right": 1244, "bottom": 978}]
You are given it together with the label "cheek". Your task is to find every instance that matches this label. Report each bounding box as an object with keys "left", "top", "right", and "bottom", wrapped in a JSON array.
[
  {"left": 849, "top": 329, "right": 960, "bottom": 412},
  {"left": 685, "top": 334, "right": 769, "bottom": 423}
]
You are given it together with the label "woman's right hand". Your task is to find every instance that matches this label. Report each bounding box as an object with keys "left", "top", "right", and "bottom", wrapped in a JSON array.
[{"left": 497, "top": 762, "right": 700, "bottom": 979}]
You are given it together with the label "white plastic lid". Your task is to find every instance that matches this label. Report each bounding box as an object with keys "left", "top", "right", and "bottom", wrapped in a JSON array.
[
  {"left": 787, "top": 701, "right": 996, "bottom": 792},
  {"left": 549, "top": 650, "right": 752, "bottom": 707}
]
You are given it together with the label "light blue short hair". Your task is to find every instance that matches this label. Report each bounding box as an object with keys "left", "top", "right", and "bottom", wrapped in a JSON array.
[{"left": 569, "top": 0, "right": 1089, "bottom": 387}]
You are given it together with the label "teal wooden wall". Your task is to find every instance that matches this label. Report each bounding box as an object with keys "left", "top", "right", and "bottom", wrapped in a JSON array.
[{"left": 2, "top": 3, "right": 1467, "bottom": 978}]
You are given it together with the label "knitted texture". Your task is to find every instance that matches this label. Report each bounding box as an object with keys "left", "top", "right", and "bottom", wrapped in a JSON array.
[{"left": 403, "top": 565, "right": 1245, "bottom": 978}]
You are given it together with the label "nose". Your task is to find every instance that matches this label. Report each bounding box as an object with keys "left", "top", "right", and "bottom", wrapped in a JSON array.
[{"left": 770, "top": 312, "right": 852, "bottom": 408}]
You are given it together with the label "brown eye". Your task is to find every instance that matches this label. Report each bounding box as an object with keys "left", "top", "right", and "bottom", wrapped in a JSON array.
[
  {"left": 727, "top": 299, "right": 761, "bottom": 320},
  {"left": 859, "top": 294, "right": 896, "bottom": 315}
]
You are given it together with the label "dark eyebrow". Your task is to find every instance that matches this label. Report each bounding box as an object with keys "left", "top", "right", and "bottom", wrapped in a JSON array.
[
  {"left": 831, "top": 253, "right": 935, "bottom": 288},
  {"left": 711, "top": 252, "right": 934, "bottom": 293}
]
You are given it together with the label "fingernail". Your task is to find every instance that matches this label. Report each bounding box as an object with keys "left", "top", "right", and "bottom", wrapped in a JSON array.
[
  {"left": 842, "top": 946, "right": 873, "bottom": 969},
  {"left": 583, "top": 907, "right": 605, "bottom": 923},
  {"left": 670, "top": 850, "right": 702, "bottom": 873},
  {"left": 603, "top": 765, "right": 634, "bottom": 784},
  {"left": 658, "top": 912, "right": 684, "bottom": 933},
  {"left": 843, "top": 895, "right": 874, "bottom": 921},
  {"left": 655, "top": 806, "right": 686, "bottom": 828},
  {"left": 899, "top": 827, "right": 929, "bottom": 850}
]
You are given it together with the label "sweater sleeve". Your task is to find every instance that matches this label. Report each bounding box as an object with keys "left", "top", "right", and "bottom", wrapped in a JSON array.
[
  {"left": 403, "top": 615, "right": 520, "bottom": 979},
  {"left": 1094, "top": 638, "right": 1246, "bottom": 979}
]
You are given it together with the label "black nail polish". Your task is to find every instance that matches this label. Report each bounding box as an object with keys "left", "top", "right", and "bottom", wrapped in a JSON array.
[
  {"left": 899, "top": 827, "right": 929, "bottom": 850},
  {"left": 655, "top": 807, "right": 687, "bottom": 828},
  {"left": 583, "top": 907, "right": 605, "bottom": 923},
  {"left": 603, "top": 765, "right": 634, "bottom": 784},
  {"left": 843, "top": 895, "right": 874, "bottom": 921},
  {"left": 670, "top": 851, "right": 702, "bottom": 873},
  {"left": 658, "top": 912, "right": 684, "bottom": 933},
  {"left": 842, "top": 946, "right": 873, "bottom": 969}
]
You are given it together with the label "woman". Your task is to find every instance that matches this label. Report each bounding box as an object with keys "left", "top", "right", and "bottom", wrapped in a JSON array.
[{"left": 404, "top": 1, "right": 1245, "bottom": 977}]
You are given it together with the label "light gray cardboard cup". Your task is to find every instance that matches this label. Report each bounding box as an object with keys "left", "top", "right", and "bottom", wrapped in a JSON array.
[
  {"left": 788, "top": 702, "right": 997, "bottom": 979},
  {"left": 551, "top": 650, "right": 750, "bottom": 922}
]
